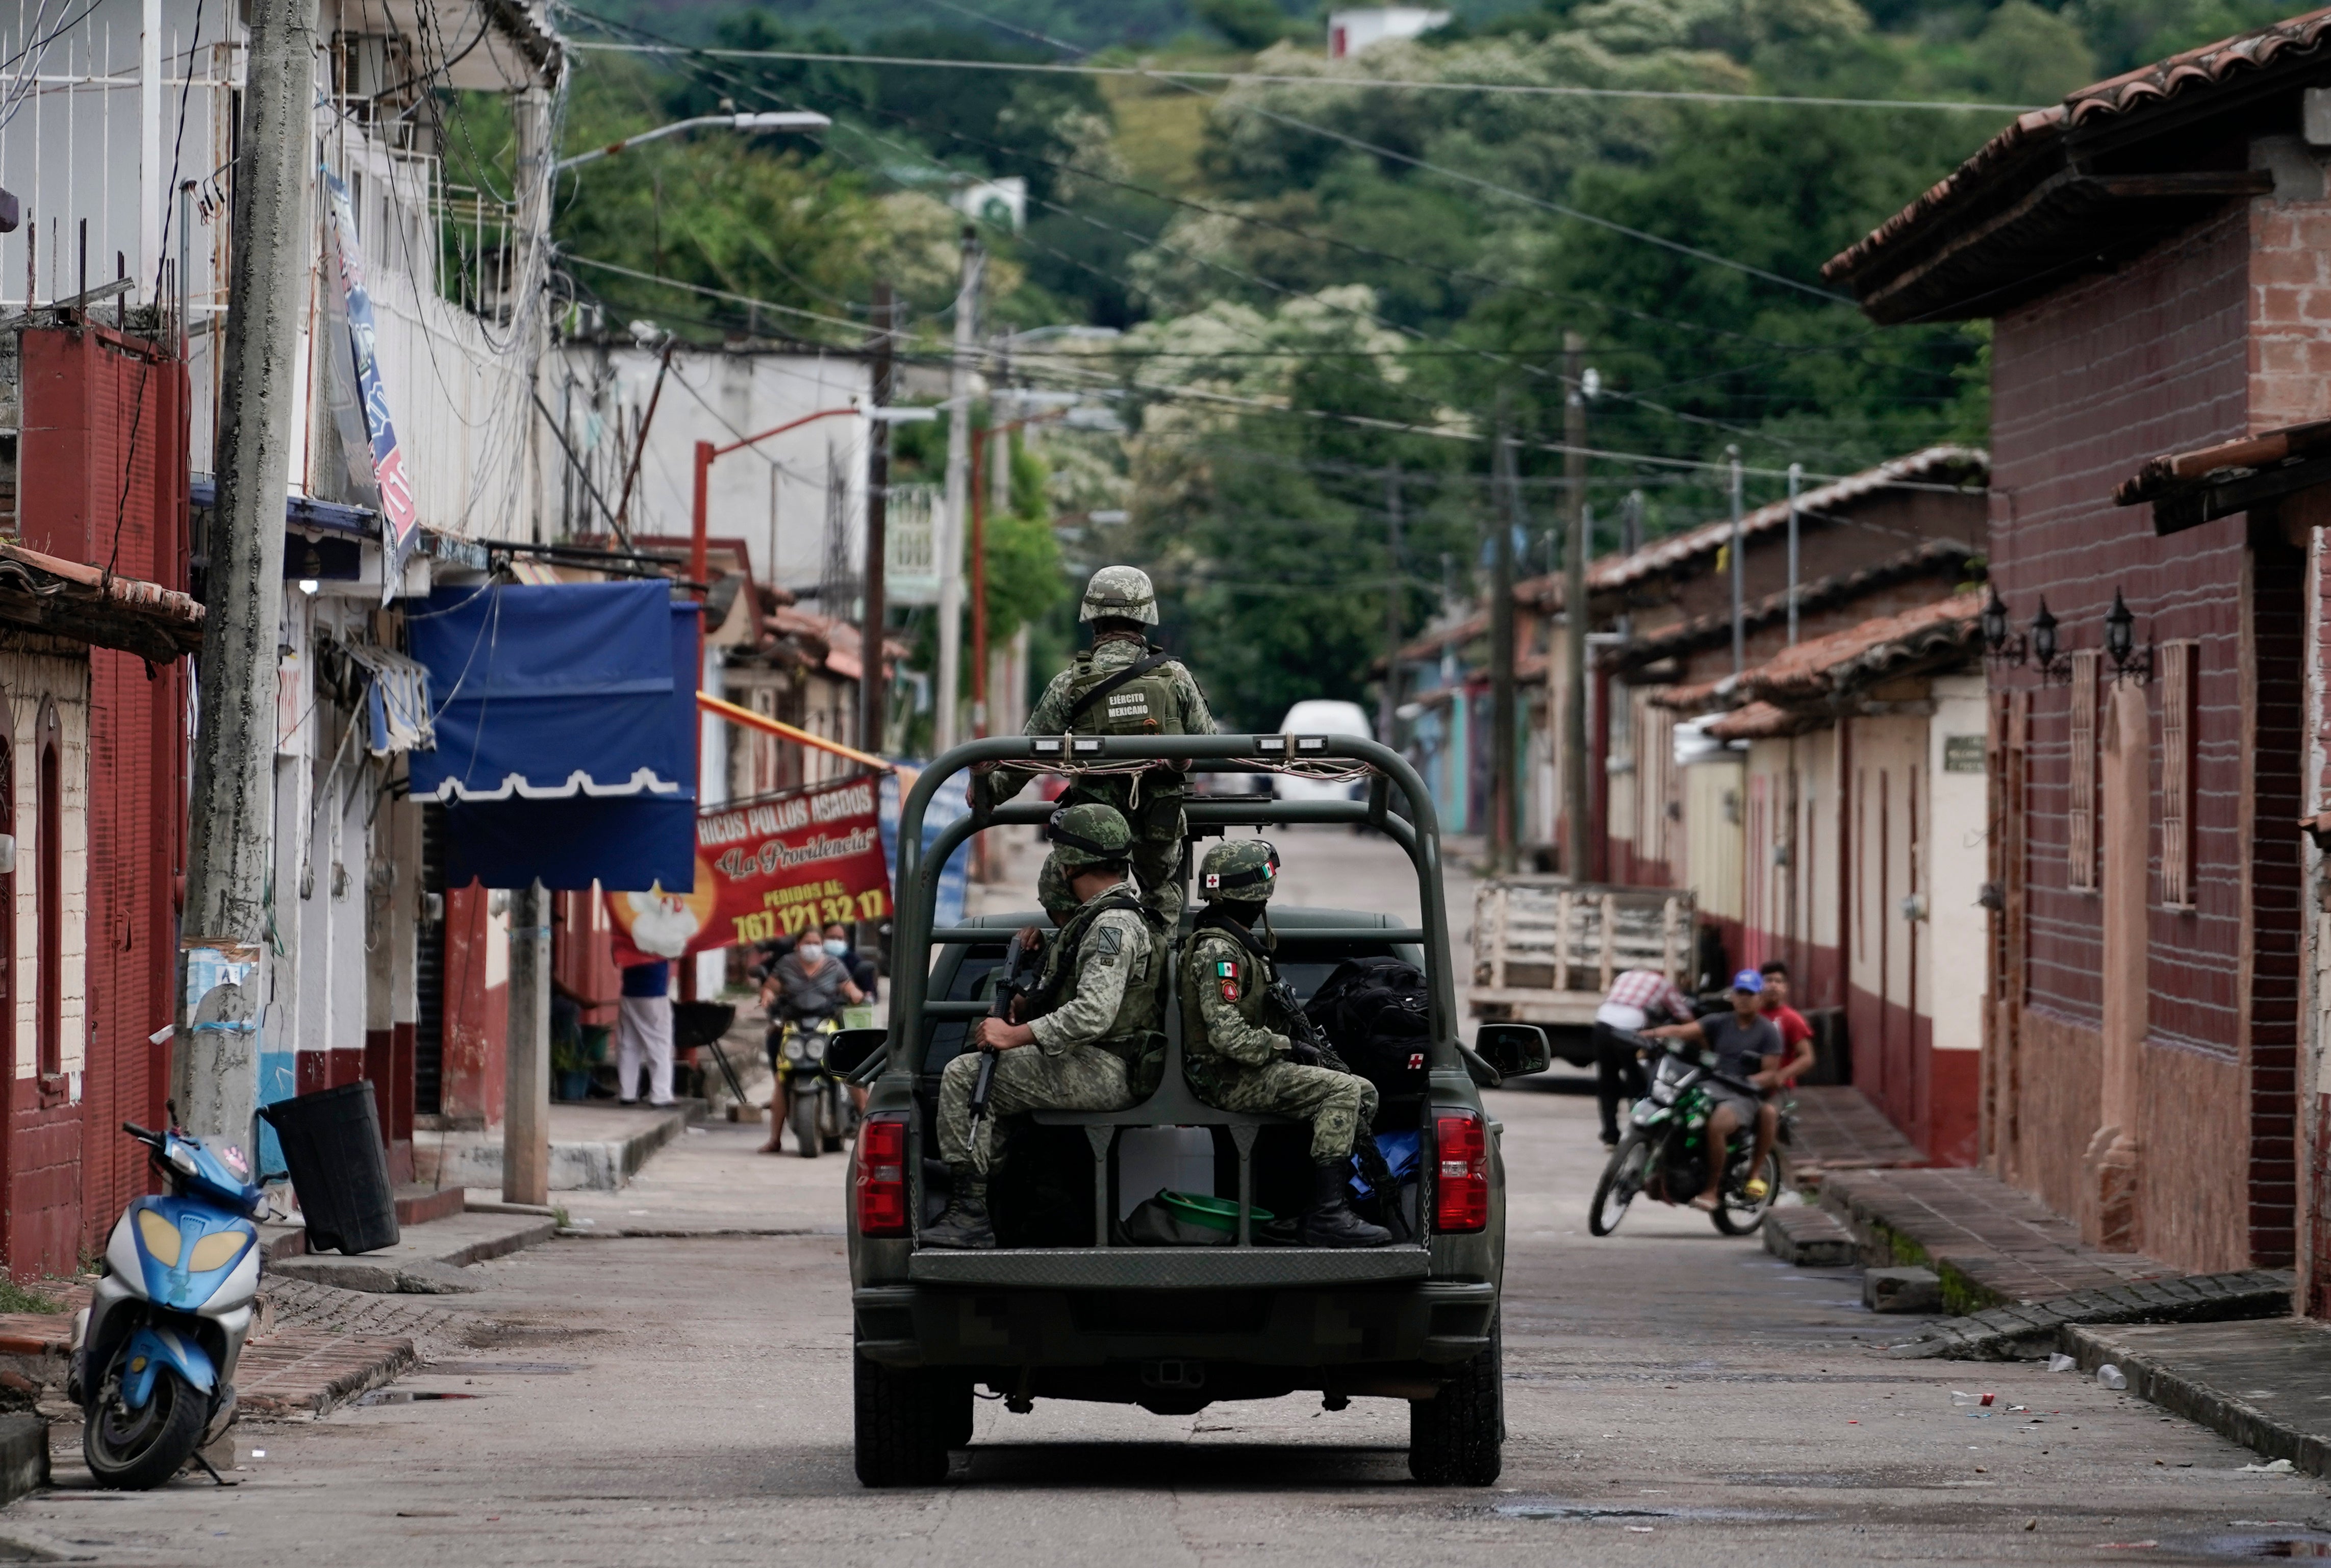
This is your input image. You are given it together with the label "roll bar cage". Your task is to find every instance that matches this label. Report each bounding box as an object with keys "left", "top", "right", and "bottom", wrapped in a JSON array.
[{"left": 888, "top": 734, "right": 1457, "bottom": 1068}]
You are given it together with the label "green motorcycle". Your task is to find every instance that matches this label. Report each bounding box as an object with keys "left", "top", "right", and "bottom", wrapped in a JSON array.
[{"left": 1588, "top": 1030, "right": 1780, "bottom": 1238}]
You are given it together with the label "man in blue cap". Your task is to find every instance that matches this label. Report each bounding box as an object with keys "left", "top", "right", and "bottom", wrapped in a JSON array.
[{"left": 1645, "top": 969, "right": 1783, "bottom": 1212}]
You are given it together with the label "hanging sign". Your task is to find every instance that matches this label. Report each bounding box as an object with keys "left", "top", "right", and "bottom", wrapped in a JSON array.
[
  {"left": 321, "top": 167, "right": 422, "bottom": 602},
  {"left": 606, "top": 774, "right": 893, "bottom": 964}
]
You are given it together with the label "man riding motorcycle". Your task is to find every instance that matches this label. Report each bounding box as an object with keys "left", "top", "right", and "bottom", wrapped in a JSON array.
[
  {"left": 758, "top": 932, "right": 866, "bottom": 1154},
  {"left": 1642, "top": 970, "right": 1783, "bottom": 1212}
]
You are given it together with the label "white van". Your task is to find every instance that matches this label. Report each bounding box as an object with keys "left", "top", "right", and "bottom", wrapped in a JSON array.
[{"left": 1272, "top": 699, "right": 1375, "bottom": 803}]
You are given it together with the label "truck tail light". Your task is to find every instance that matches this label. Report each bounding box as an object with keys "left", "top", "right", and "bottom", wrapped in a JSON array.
[
  {"left": 1435, "top": 1111, "right": 1489, "bottom": 1233},
  {"left": 856, "top": 1115, "right": 910, "bottom": 1236}
]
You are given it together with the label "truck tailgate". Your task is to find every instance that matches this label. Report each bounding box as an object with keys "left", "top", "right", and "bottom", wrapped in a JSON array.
[{"left": 906, "top": 1247, "right": 1432, "bottom": 1288}]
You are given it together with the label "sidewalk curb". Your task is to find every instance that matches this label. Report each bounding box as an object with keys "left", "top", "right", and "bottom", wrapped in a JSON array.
[
  {"left": 266, "top": 1215, "right": 557, "bottom": 1295},
  {"left": 414, "top": 1104, "right": 705, "bottom": 1192},
  {"left": 556, "top": 1225, "right": 846, "bottom": 1240},
  {"left": 0, "top": 1415, "right": 45, "bottom": 1504},
  {"left": 2060, "top": 1322, "right": 2328, "bottom": 1475},
  {"left": 1883, "top": 1270, "right": 2292, "bottom": 1360}
]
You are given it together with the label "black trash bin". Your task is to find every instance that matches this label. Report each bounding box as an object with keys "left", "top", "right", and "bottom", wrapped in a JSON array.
[{"left": 258, "top": 1082, "right": 400, "bottom": 1255}]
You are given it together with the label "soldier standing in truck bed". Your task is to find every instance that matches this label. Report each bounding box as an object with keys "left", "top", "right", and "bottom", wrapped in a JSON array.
[{"left": 978, "top": 565, "right": 1217, "bottom": 925}]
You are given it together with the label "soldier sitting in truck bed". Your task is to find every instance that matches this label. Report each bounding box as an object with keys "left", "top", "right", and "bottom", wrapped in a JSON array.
[
  {"left": 1181, "top": 840, "right": 1391, "bottom": 1248},
  {"left": 919, "top": 804, "right": 1169, "bottom": 1250}
]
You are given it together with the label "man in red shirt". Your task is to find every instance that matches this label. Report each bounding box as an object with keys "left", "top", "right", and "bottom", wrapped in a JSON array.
[{"left": 1756, "top": 962, "right": 1819, "bottom": 1088}]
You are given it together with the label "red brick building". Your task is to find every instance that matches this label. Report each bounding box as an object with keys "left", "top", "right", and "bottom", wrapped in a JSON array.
[
  {"left": 1826, "top": 10, "right": 2331, "bottom": 1274},
  {"left": 0, "top": 318, "right": 196, "bottom": 1276}
]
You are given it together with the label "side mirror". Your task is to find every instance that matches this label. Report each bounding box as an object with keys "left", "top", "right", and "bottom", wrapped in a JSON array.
[
  {"left": 1474, "top": 1023, "right": 1551, "bottom": 1079},
  {"left": 828, "top": 1028, "right": 888, "bottom": 1077}
]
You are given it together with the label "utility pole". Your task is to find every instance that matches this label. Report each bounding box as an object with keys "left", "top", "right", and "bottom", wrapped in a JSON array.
[
  {"left": 503, "top": 87, "right": 555, "bottom": 1194},
  {"left": 1786, "top": 461, "right": 1803, "bottom": 646},
  {"left": 1728, "top": 446, "right": 1745, "bottom": 674},
  {"left": 1490, "top": 427, "right": 1520, "bottom": 874},
  {"left": 175, "top": 0, "right": 313, "bottom": 1147},
  {"left": 935, "top": 228, "right": 983, "bottom": 758},
  {"left": 983, "top": 361, "right": 1012, "bottom": 736},
  {"left": 502, "top": 881, "right": 549, "bottom": 1205},
  {"left": 858, "top": 282, "right": 893, "bottom": 756},
  {"left": 1380, "top": 464, "right": 1403, "bottom": 746},
  {"left": 1562, "top": 330, "right": 1590, "bottom": 885}
]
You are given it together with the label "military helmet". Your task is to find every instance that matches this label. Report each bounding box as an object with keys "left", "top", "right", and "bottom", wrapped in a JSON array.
[
  {"left": 1199, "top": 839, "right": 1280, "bottom": 903},
  {"left": 1044, "top": 802, "right": 1133, "bottom": 871},
  {"left": 1079, "top": 565, "right": 1159, "bottom": 626}
]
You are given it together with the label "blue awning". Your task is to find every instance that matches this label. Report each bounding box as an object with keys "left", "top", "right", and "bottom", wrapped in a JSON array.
[
  {"left": 405, "top": 581, "right": 701, "bottom": 890},
  {"left": 188, "top": 475, "right": 377, "bottom": 538}
]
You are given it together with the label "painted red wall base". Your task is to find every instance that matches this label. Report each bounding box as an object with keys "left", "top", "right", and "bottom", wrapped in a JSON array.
[{"left": 1846, "top": 982, "right": 1977, "bottom": 1166}]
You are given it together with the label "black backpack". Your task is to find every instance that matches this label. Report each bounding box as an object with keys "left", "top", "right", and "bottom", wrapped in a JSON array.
[{"left": 1304, "top": 957, "right": 1432, "bottom": 1093}]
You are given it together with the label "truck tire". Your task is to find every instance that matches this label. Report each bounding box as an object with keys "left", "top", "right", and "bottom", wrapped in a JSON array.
[
  {"left": 853, "top": 1346, "right": 955, "bottom": 1487},
  {"left": 1408, "top": 1313, "right": 1502, "bottom": 1486}
]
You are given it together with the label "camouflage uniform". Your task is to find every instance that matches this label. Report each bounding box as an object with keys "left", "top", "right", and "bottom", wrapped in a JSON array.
[
  {"left": 1179, "top": 840, "right": 1390, "bottom": 1248},
  {"left": 1183, "top": 926, "right": 1378, "bottom": 1164},
  {"left": 934, "top": 881, "right": 1164, "bottom": 1171},
  {"left": 928, "top": 806, "right": 1168, "bottom": 1228},
  {"left": 984, "top": 567, "right": 1218, "bottom": 925}
]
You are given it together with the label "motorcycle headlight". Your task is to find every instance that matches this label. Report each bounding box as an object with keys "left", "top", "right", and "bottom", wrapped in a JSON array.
[
  {"left": 135, "top": 1209, "right": 182, "bottom": 1267},
  {"left": 187, "top": 1230, "right": 248, "bottom": 1273},
  {"left": 784, "top": 1038, "right": 804, "bottom": 1060},
  {"left": 1650, "top": 1080, "right": 1678, "bottom": 1106}
]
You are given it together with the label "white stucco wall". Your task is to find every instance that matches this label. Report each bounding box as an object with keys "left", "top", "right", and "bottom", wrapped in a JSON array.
[{"left": 1927, "top": 673, "right": 1990, "bottom": 1053}]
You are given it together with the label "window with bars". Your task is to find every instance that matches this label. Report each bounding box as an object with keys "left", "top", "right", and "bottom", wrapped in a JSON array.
[
  {"left": 2068, "top": 650, "right": 2100, "bottom": 891},
  {"left": 2160, "top": 640, "right": 2197, "bottom": 908}
]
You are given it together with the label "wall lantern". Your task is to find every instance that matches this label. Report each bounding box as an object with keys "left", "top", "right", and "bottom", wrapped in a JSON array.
[
  {"left": 1981, "top": 586, "right": 2025, "bottom": 666},
  {"left": 2029, "top": 597, "right": 2071, "bottom": 683},
  {"left": 2102, "top": 588, "right": 2154, "bottom": 684}
]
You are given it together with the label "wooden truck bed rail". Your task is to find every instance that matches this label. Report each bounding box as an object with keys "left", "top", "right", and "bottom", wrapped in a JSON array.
[{"left": 1468, "top": 879, "right": 1694, "bottom": 1017}]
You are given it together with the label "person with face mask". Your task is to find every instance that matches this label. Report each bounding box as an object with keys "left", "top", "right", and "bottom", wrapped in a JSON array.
[
  {"left": 822, "top": 924, "right": 878, "bottom": 996},
  {"left": 757, "top": 931, "right": 866, "bottom": 1154}
]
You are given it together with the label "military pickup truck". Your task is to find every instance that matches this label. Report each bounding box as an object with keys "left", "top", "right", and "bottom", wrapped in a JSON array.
[{"left": 835, "top": 734, "right": 1548, "bottom": 1488}]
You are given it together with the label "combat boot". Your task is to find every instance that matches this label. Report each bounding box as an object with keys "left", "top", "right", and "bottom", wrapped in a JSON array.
[
  {"left": 917, "top": 1166, "right": 996, "bottom": 1250},
  {"left": 1300, "top": 1161, "right": 1391, "bottom": 1248}
]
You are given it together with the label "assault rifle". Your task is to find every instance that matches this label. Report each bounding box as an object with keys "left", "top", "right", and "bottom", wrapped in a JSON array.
[
  {"left": 967, "top": 928, "right": 1047, "bottom": 1154},
  {"left": 1271, "top": 975, "right": 1337, "bottom": 1070}
]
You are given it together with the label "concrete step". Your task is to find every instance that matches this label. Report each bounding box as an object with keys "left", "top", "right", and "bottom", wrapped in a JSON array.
[
  {"left": 394, "top": 1183, "right": 466, "bottom": 1227},
  {"left": 1884, "top": 1269, "right": 2293, "bottom": 1360},
  {"left": 1763, "top": 1203, "right": 1856, "bottom": 1267},
  {"left": 411, "top": 1101, "right": 706, "bottom": 1192},
  {"left": 266, "top": 1209, "right": 557, "bottom": 1296}
]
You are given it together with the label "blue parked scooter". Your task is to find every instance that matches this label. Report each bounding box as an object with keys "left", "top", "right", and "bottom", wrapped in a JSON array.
[{"left": 69, "top": 1119, "right": 264, "bottom": 1488}]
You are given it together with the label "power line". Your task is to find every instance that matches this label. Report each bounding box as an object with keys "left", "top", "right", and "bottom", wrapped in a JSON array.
[
  {"left": 562, "top": 0, "right": 1967, "bottom": 384},
  {"left": 562, "top": 40, "right": 2035, "bottom": 114}
]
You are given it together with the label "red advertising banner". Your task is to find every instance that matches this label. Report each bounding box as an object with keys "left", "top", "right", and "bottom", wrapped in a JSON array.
[{"left": 605, "top": 775, "right": 892, "bottom": 966}]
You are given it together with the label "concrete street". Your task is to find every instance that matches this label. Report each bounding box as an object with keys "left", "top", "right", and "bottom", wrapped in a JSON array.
[{"left": 5, "top": 828, "right": 2324, "bottom": 1564}]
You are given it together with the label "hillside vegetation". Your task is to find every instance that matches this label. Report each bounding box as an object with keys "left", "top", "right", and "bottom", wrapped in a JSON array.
[{"left": 540, "top": 0, "right": 2281, "bottom": 726}]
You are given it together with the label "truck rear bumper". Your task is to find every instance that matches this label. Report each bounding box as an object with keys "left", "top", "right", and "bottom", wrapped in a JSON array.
[{"left": 852, "top": 1275, "right": 1496, "bottom": 1379}]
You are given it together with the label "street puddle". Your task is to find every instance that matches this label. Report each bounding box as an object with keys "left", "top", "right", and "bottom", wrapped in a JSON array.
[
  {"left": 355, "top": 1390, "right": 483, "bottom": 1405},
  {"left": 2216, "top": 1539, "right": 2331, "bottom": 1559},
  {"left": 1489, "top": 1500, "right": 1818, "bottom": 1524},
  {"left": 2141, "top": 1534, "right": 2331, "bottom": 1559}
]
